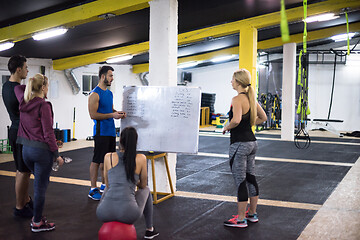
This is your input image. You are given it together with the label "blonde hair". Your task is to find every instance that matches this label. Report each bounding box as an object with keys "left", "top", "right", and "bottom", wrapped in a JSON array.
[
  {"left": 233, "top": 69, "right": 256, "bottom": 126},
  {"left": 24, "top": 74, "right": 48, "bottom": 103}
]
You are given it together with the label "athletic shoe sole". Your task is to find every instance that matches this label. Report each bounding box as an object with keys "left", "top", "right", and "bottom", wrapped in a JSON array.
[
  {"left": 144, "top": 232, "right": 159, "bottom": 239},
  {"left": 223, "top": 223, "right": 248, "bottom": 228},
  {"left": 88, "top": 194, "right": 101, "bottom": 200},
  {"left": 31, "top": 225, "right": 55, "bottom": 232},
  {"left": 246, "top": 218, "right": 259, "bottom": 223}
]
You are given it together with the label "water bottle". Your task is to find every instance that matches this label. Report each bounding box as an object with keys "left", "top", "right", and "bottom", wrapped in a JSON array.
[
  {"left": 62, "top": 156, "right": 72, "bottom": 163},
  {"left": 52, "top": 160, "right": 59, "bottom": 171}
]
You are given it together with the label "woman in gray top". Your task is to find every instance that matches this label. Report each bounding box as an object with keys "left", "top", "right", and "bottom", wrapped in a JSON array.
[{"left": 96, "top": 127, "right": 159, "bottom": 239}]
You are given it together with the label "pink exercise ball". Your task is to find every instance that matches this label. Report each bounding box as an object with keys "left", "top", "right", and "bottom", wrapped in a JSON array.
[{"left": 98, "top": 221, "right": 137, "bottom": 240}]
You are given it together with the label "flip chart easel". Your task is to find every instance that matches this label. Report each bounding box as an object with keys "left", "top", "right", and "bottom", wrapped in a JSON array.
[
  {"left": 121, "top": 86, "right": 201, "bottom": 153},
  {"left": 145, "top": 152, "right": 174, "bottom": 204}
]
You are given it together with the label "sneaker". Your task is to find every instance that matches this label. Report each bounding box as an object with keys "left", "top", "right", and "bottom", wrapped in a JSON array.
[
  {"left": 246, "top": 212, "right": 259, "bottom": 223},
  {"left": 30, "top": 216, "right": 48, "bottom": 227},
  {"left": 31, "top": 217, "right": 55, "bottom": 232},
  {"left": 100, "top": 184, "right": 106, "bottom": 193},
  {"left": 13, "top": 205, "right": 33, "bottom": 218},
  {"left": 88, "top": 188, "right": 101, "bottom": 200},
  {"left": 224, "top": 215, "right": 248, "bottom": 228},
  {"left": 144, "top": 228, "right": 159, "bottom": 239},
  {"left": 26, "top": 196, "right": 34, "bottom": 210}
]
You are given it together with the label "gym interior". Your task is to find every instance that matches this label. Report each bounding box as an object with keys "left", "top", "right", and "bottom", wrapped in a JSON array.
[{"left": 0, "top": 0, "right": 360, "bottom": 239}]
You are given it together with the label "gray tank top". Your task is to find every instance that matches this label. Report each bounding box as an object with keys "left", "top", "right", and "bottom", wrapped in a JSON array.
[{"left": 105, "top": 152, "right": 140, "bottom": 200}]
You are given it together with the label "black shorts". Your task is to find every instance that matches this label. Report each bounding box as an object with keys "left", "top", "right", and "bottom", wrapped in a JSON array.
[
  {"left": 8, "top": 128, "right": 30, "bottom": 173},
  {"left": 92, "top": 136, "right": 116, "bottom": 164}
]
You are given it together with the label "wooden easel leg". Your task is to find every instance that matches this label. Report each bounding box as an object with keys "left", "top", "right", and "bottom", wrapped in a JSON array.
[
  {"left": 150, "top": 157, "right": 158, "bottom": 204},
  {"left": 164, "top": 154, "right": 174, "bottom": 194}
]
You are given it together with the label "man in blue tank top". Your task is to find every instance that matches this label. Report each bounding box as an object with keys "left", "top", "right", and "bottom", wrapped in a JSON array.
[{"left": 87, "top": 66, "right": 126, "bottom": 200}]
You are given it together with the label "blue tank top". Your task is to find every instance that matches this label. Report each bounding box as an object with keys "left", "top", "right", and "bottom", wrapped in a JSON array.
[{"left": 91, "top": 86, "right": 115, "bottom": 137}]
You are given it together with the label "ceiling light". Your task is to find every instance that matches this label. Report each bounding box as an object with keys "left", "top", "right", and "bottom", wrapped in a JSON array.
[
  {"left": 106, "top": 55, "right": 133, "bottom": 63},
  {"left": 305, "top": 13, "right": 339, "bottom": 23},
  {"left": 177, "top": 61, "right": 199, "bottom": 69},
  {"left": 0, "top": 41, "right": 14, "bottom": 51},
  {"left": 331, "top": 33, "right": 356, "bottom": 42},
  {"left": 32, "top": 27, "right": 68, "bottom": 41},
  {"left": 210, "top": 55, "right": 236, "bottom": 63},
  {"left": 98, "top": 13, "right": 116, "bottom": 20}
]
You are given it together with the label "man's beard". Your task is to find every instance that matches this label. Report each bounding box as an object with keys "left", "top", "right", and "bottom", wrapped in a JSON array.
[{"left": 104, "top": 76, "right": 111, "bottom": 86}]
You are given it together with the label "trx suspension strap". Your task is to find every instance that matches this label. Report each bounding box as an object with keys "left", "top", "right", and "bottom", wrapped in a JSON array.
[
  {"left": 280, "top": 0, "right": 290, "bottom": 42},
  {"left": 295, "top": 0, "right": 311, "bottom": 149}
]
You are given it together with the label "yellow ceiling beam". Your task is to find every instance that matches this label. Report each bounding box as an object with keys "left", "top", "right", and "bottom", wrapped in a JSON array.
[
  {"left": 132, "top": 47, "right": 239, "bottom": 73},
  {"left": 131, "top": 22, "right": 360, "bottom": 74},
  {"left": 0, "top": 0, "right": 150, "bottom": 43},
  {"left": 258, "top": 21, "right": 360, "bottom": 50},
  {"left": 53, "top": 42, "right": 149, "bottom": 70},
  {"left": 177, "top": 0, "right": 360, "bottom": 45},
  {"left": 53, "top": 0, "right": 359, "bottom": 70}
]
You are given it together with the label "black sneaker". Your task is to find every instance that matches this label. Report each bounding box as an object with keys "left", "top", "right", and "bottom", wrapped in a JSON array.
[
  {"left": 26, "top": 196, "right": 33, "bottom": 209},
  {"left": 144, "top": 228, "right": 159, "bottom": 239},
  {"left": 31, "top": 217, "right": 55, "bottom": 232},
  {"left": 13, "top": 205, "right": 33, "bottom": 218}
]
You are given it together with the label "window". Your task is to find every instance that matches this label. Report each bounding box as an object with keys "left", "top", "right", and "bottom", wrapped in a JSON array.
[
  {"left": 82, "top": 75, "right": 99, "bottom": 92},
  {"left": 0, "top": 71, "right": 10, "bottom": 96},
  {"left": 2, "top": 75, "right": 10, "bottom": 84}
]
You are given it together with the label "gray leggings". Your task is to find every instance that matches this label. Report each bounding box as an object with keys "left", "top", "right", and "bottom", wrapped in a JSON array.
[
  {"left": 229, "top": 141, "right": 259, "bottom": 202},
  {"left": 96, "top": 186, "right": 153, "bottom": 228}
]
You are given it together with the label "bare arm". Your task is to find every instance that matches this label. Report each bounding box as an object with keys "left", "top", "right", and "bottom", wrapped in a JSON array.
[
  {"left": 88, "top": 92, "right": 122, "bottom": 120},
  {"left": 103, "top": 152, "right": 118, "bottom": 188},
  {"left": 255, "top": 102, "right": 267, "bottom": 125},
  {"left": 223, "top": 96, "right": 242, "bottom": 133},
  {"left": 103, "top": 153, "right": 111, "bottom": 188},
  {"left": 136, "top": 154, "right": 148, "bottom": 189}
]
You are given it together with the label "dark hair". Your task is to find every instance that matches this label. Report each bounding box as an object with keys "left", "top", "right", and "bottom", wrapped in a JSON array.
[
  {"left": 120, "top": 127, "right": 138, "bottom": 183},
  {"left": 99, "top": 66, "right": 114, "bottom": 79},
  {"left": 8, "top": 55, "right": 27, "bottom": 74}
]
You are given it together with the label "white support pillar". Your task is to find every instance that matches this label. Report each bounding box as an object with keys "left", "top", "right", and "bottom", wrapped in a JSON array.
[
  {"left": 148, "top": 0, "right": 178, "bottom": 192},
  {"left": 281, "top": 43, "right": 296, "bottom": 141}
]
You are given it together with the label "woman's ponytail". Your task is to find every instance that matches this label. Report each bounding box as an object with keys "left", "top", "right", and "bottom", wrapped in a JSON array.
[
  {"left": 120, "top": 127, "right": 138, "bottom": 183},
  {"left": 23, "top": 74, "right": 46, "bottom": 103},
  {"left": 247, "top": 85, "right": 257, "bottom": 126},
  {"left": 24, "top": 78, "right": 33, "bottom": 103},
  {"left": 233, "top": 69, "right": 257, "bottom": 126}
]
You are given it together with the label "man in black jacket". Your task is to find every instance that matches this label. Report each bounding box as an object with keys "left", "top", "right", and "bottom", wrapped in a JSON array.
[{"left": 2, "top": 55, "right": 32, "bottom": 217}]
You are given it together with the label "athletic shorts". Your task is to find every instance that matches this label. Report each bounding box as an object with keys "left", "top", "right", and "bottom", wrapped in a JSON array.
[
  {"left": 92, "top": 136, "right": 116, "bottom": 164},
  {"left": 8, "top": 128, "right": 30, "bottom": 173}
]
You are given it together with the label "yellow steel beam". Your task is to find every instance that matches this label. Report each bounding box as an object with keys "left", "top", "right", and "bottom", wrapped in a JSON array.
[
  {"left": 239, "top": 26, "right": 257, "bottom": 85},
  {"left": 258, "top": 21, "right": 360, "bottom": 50},
  {"left": 0, "top": 0, "right": 150, "bottom": 43},
  {"left": 53, "top": 0, "right": 359, "bottom": 70},
  {"left": 53, "top": 42, "right": 149, "bottom": 70},
  {"left": 177, "top": 0, "right": 360, "bottom": 45},
  {"left": 239, "top": 26, "right": 258, "bottom": 134},
  {"left": 131, "top": 22, "right": 360, "bottom": 74},
  {"left": 132, "top": 47, "right": 239, "bottom": 73}
]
